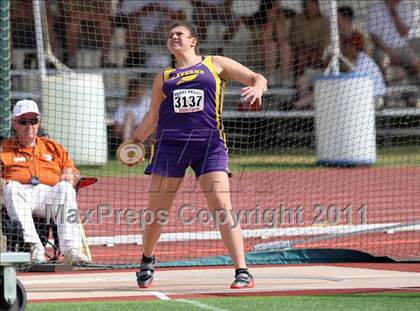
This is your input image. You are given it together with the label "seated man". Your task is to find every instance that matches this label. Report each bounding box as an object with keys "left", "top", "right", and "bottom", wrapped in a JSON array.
[
  {"left": 289, "top": 0, "right": 330, "bottom": 81},
  {"left": 0, "top": 100, "right": 90, "bottom": 264},
  {"left": 290, "top": 0, "right": 330, "bottom": 109},
  {"left": 366, "top": 0, "right": 420, "bottom": 79},
  {"left": 241, "top": 0, "right": 293, "bottom": 86},
  {"left": 121, "top": 0, "right": 186, "bottom": 67},
  {"left": 62, "top": 0, "right": 113, "bottom": 67},
  {"left": 341, "top": 32, "right": 387, "bottom": 109},
  {"left": 190, "top": 0, "right": 240, "bottom": 44}
]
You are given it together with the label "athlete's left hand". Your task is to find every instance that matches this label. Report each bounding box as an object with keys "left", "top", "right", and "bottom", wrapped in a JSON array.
[{"left": 241, "top": 86, "right": 263, "bottom": 106}]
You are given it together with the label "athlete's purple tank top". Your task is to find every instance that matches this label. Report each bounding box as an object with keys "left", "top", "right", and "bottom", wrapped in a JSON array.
[{"left": 157, "top": 56, "right": 226, "bottom": 142}]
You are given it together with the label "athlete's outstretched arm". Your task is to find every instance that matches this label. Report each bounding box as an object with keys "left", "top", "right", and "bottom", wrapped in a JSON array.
[
  {"left": 212, "top": 55, "right": 267, "bottom": 105},
  {"left": 132, "top": 72, "right": 165, "bottom": 142}
]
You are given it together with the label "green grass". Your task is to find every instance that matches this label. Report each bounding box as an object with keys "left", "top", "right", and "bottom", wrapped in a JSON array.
[
  {"left": 79, "top": 146, "right": 420, "bottom": 177},
  {"left": 376, "top": 145, "right": 420, "bottom": 167},
  {"left": 79, "top": 159, "right": 148, "bottom": 177},
  {"left": 27, "top": 292, "right": 420, "bottom": 311}
]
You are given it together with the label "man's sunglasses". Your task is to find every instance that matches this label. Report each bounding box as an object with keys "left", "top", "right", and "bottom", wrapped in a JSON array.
[{"left": 16, "top": 118, "right": 40, "bottom": 126}]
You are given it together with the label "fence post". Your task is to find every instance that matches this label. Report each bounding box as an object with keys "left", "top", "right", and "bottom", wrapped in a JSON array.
[{"left": 0, "top": 0, "right": 11, "bottom": 139}]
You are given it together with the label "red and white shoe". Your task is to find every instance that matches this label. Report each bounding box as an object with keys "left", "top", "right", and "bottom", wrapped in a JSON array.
[{"left": 230, "top": 269, "right": 254, "bottom": 289}]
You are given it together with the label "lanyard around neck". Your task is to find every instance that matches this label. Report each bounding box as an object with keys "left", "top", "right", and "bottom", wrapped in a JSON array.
[{"left": 19, "top": 146, "right": 39, "bottom": 185}]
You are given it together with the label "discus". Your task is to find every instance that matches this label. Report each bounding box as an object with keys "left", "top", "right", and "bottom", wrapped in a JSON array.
[{"left": 116, "top": 140, "right": 145, "bottom": 166}]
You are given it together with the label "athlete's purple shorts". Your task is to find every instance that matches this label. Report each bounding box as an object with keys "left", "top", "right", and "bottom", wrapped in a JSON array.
[{"left": 144, "top": 139, "right": 231, "bottom": 178}]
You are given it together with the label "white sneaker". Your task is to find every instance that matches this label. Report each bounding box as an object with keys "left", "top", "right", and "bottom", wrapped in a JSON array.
[
  {"left": 63, "top": 250, "right": 91, "bottom": 264},
  {"left": 30, "top": 244, "right": 47, "bottom": 264}
]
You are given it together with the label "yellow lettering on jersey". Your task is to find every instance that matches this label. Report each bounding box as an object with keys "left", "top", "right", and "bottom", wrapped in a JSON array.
[{"left": 172, "top": 69, "right": 204, "bottom": 80}]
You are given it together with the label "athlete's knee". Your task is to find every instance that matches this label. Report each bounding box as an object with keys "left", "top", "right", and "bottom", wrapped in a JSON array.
[{"left": 209, "top": 194, "right": 231, "bottom": 211}]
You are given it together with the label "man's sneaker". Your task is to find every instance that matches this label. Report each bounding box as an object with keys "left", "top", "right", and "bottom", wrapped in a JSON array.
[
  {"left": 231, "top": 268, "right": 254, "bottom": 289},
  {"left": 136, "top": 255, "right": 155, "bottom": 288},
  {"left": 30, "top": 244, "right": 47, "bottom": 264},
  {"left": 63, "top": 250, "right": 91, "bottom": 264}
]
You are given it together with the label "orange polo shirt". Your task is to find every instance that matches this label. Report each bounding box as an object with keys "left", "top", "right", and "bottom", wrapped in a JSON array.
[{"left": 1, "top": 136, "right": 79, "bottom": 186}]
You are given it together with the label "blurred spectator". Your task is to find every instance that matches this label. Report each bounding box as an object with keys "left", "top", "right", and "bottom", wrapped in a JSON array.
[
  {"left": 61, "top": 0, "right": 113, "bottom": 68},
  {"left": 290, "top": 0, "right": 330, "bottom": 109},
  {"left": 337, "top": 6, "right": 355, "bottom": 37},
  {"left": 241, "top": 0, "right": 293, "bottom": 86},
  {"left": 121, "top": 0, "right": 186, "bottom": 67},
  {"left": 113, "top": 78, "right": 151, "bottom": 142},
  {"left": 289, "top": 0, "right": 330, "bottom": 80},
  {"left": 10, "top": 0, "right": 37, "bottom": 51},
  {"left": 341, "top": 32, "right": 387, "bottom": 108},
  {"left": 293, "top": 67, "right": 320, "bottom": 109},
  {"left": 337, "top": 6, "right": 376, "bottom": 59},
  {"left": 191, "top": 0, "right": 240, "bottom": 46},
  {"left": 10, "top": 0, "right": 59, "bottom": 67},
  {"left": 366, "top": 0, "right": 420, "bottom": 79},
  {"left": 294, "top": 32, "right": 387, "bottom": 110}
]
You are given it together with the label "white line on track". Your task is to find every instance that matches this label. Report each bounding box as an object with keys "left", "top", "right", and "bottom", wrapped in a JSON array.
[
  {"left": 151, "top": 291, "right": 171, "bottom": 300},
  {"left": 177, "top": 298, "right": 231, "bottom": 311},
  {"left": 72, "top": 222, "right": 418, "bottom": 247},
  {"left": 149, "top": 292, "right": 232, "bottom": 311}
]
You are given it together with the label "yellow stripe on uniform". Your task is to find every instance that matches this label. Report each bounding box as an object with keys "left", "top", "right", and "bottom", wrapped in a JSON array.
[
  {"left": 149, "top": 142, "right": 155, "bottom": 162},
  {"left": 202, "top": 56, "right": 227, "bottom": 145},
  {"left": 163, "top": 67, "right": 175, "bottom": 82}
]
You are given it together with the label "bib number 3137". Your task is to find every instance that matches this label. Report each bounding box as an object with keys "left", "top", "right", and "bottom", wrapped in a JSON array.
[{"left": 173, "top": 89, "right": 204, "bottom": 113}]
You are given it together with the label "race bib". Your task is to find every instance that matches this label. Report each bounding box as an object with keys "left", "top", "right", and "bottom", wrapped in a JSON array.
[{"left": 173, "top": 89, "right": 204, "bottom": 113}]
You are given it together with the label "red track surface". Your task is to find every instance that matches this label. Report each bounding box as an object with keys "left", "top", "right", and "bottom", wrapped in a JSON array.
[{"left": 72, "top": 167, "right": 420, "bottom": 264}]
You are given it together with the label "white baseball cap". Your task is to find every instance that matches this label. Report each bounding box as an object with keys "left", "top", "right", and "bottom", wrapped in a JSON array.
[{"left": 13, "top": 100, "right": 41, "bottom": 118}]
